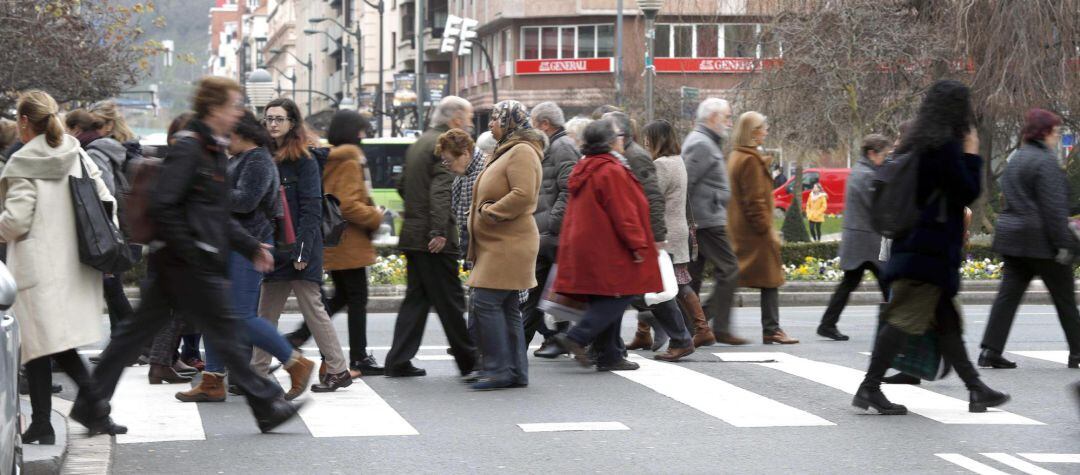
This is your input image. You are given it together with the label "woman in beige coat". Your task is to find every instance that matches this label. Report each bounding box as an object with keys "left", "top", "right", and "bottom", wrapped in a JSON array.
[
  {"left": 727, "top": 112, "right": 798, "bottom": 345},
  {"left": 2, "top": 91, "right": 124, "bottom": 444}
]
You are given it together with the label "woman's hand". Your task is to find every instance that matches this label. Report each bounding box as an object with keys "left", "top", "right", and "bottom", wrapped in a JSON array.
[
  {"left": 632, "top": 250, "right": 645, "bottom": 264},
  {"left": 293, "top": 261, "right": 308, "bottom": 271},
  {"left": 964, "top": 127, "right": 980, "bottom": 155}
]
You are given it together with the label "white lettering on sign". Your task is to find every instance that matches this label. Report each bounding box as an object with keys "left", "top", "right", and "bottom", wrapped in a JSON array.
[
  {"left": 696, "top": 58, "right": 757, "bottom": 72},
  {"left": 539, "top": 60, "right": 589, "bottom": 72}
]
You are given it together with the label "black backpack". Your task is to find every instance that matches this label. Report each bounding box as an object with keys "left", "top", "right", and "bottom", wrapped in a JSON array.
[{"left": 869, "top": 152, "right": 944, "bottom": 239}]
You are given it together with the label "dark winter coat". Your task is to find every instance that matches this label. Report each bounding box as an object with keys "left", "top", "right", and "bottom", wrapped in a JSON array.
[
  {"left": 397, "top": 124, "right": 459, "bottom": 255},
  {"left": 554, "top": 153, "right": 662, "bottom": 297},
  {"left": 228, "top": 146, "right": 279, "bottom": 245},
  {"left": 154, "top": 119, "right": 261, "bottom": 274},
  {"left": 624, "top": 139, "right": 667, "bottom": 242},
  {"left": 681, "top": 125, "right": 731, "bottom": 230},
  {"left": 992, "top": 141, "right": 1077, "bottom": 259},
  {"left": 838, "top": 157, "right": 884, "bottom": 270},
  {"left": 533, "top": 128, "right": 579, "bottom": 237},
  {"left": 266, "top": 153, "right": 324, "bottom": 283},
  {"left": 885, "top": 140, "right": 982, "bottom": 297}
]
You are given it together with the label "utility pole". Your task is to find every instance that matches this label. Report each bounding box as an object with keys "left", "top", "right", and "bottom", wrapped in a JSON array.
[
  {"left": 416, "top": 0, "right": 425, "bottom": 130},
  {"left": 615, "top": 0, "right": 624, "bottom": 108}
]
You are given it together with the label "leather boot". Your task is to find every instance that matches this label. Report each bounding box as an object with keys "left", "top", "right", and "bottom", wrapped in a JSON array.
[
  {"left": 284, "top": 353, "right": 315, "bottom": 400},
  {"left": 967, "top": 378, "right": 1010, "bottom": 413},
  {"left": 21, "top": 420, "right": 55, "bottom": 445},
  {"left": 172, "top": 358, "right": 199, "bottom": 375},
  {"left": 148, "top": 363, "right": 193, "bottom": 384},
  {"left": 654, "top": 345, "right": 694, "bottom": 362},
  {"left": 175, "top": 372, "right": 226, "bottom": 403},
  {"left": 977, "top": 348, "right": 1017, "bottom": 369},
  {"left": 626, "top": 320, "right": 653, "bottom": 351},
  {"left": 640, "top": 312, "right": 670, "bottom": 351},
  {"left": 677, "top": 290, "right": 716, "bottom": 347},
  {"left": 852, "top": 324, "right": 909, "bottom": 415}
]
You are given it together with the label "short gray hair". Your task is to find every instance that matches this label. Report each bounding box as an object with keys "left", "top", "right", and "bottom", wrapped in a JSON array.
[
  {"left": 530, "top": 101, "right": 565, "bottom": 128},
  {"left": 564, "top": 117, "right": 592, "bottom": 144},
  {"left": 476, "top": 131, "right": 496, "bottom": 154},
  {"left": 430, "top": 96, "right": 471, "bottom": 127},
  {"left": 696, "top": 98, "right": 731, "bottom": 123}
]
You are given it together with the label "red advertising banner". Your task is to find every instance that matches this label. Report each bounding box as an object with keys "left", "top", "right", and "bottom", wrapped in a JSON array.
[
  {"left": 655, "top": 57, "right": 781, "bottom": 74},
  {"left": 515, "top": 58, "right": 613, "bottom": 75}
]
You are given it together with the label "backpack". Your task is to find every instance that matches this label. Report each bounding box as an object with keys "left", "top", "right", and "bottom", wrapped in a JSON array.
[
  {"left": 123, "top": 155, "right": 163, "bottom": 245},
  {"left": 869, "top": 151, "right": 943, "bottom": 239}
]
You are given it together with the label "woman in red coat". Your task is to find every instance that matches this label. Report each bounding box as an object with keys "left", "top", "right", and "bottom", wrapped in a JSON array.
[{"left": 552, "top": 118, "right": 663, "bottom": 372}]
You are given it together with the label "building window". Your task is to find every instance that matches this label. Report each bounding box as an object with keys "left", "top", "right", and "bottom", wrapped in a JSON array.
[
  {"left": 503, "top": 30, "right": 512, "bottom": 62},
  {"left": 654, "top": 23, "right": 778, "bottom": 58},
  {"left": 401, "top": 3, "right": 415, "bottom": 40},
  {"left": 522, "top": 24, "right": 614, "bottom": 60}
]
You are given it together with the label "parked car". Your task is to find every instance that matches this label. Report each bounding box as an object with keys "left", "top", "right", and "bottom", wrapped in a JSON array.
[
  {"left": 0, "top": 261, "right": 20, "bottom": 475},
  {"left": 773, "top": 168, "right": 851, "bottom": 215}
]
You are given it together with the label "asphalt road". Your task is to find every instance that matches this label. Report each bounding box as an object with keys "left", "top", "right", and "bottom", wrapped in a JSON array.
[{"left": 56, "top": 304, "right": 1080, "bottom": 474}]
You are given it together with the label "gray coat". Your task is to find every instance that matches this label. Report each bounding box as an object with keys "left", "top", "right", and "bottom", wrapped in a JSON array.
[
  {"left": 681, "top": 125, "right": 730, "bottom": 230},
  {"left": 992, "top": 141, "right": 1077, "bottom": 259},
  {"left": 84, "top": 136, "right": 127, "bottom": 196},
  {"left": 839, "top": 157, "right": 883, "bottom": 270},
  {"left": 655, "top": 155, "right": 690, "bottom": 264},
  {"left": 624, "top": 139, "right": 667, "bottom": 242},
  {"left": 533, "top": 128, "right": 579, "bottom": 236}
]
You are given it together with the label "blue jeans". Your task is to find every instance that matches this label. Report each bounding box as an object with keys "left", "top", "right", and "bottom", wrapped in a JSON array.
[
  {"left": 204, "top": 251, "right": 294, "bottom": 373},
  {"left": 470, "top": 288, "right": 527, "bottom": 384},
  {"left": 568, "top": 296, "right": 634, "bottom": 366}
]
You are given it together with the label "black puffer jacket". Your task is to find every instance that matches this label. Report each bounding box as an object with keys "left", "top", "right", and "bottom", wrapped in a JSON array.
[
  {"left": 534, "top": 128, "right": 579, "bottom": 236},
  {"left": 623, "top": 139, "right": 667, "bottom": 242},
  {"left": 153, "top": 119, "right": 260, "bottom": 273}
]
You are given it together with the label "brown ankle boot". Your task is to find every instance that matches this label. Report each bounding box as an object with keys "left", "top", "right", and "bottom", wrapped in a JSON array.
[
  {"left": 148, "top": 363, "right": 193, "bottom": 384},
  {"left": 678, "top": 291, "right": 716, "bottom": 347},
  {"left": 626, "top": 320, "right": 653, "bottom": 350},
  {"left": 284, "top": 354, "right": 315, "bottom": 400},
  {"left": 175, "top": 372, "right": 226, "bottom": 402},
  {"left": 654, "top": 345, "right": 695, "bottom": 362}
]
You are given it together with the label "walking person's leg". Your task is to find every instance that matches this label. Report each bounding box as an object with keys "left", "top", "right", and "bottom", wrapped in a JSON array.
[
  {"left": 698, "top": 227, "right": 742, "bottom": 343},
  {"left": 252, "top": 281, "right": 291, "bottom": 376},
  {"left": 1035, "top": 259, "right": 1080, "bottom": 367},
  {"left": 103, "top": 273, "right": 133, "bottom": 332},
  {"left": 332, "top": 268, "right": 379, "bottom": 372},
  {"left": 504, "top": 290, "right": 528, "bottom": 386},
  {"left": 935, "top": 296, "right": 1010, "bottom": 412},
  {"left": 522, "top": 250, "right": 554, "bottom": 345},
  {"left": 650, "top": 298, "right": 694, "bottom": 361},
  {"left": 291, "top": 280, "right": 349, "bottom": 375},
  {"left": 818, "top": 266, "right": 867, "bottom": 340},
  {"left": 422, "top": 253, "right": 476, "bottom": 375},
  {"left": 385, "top": 251, "right": 433, "bottom": 374},
  {"left": 979, "top": 256, "right": 1035, "bottom": 367},
  {"left": 471, "top": 288, "right": 514, "bottom": 388},
  {"left": 761, "top": 288, "right": 797, "bottom": 344},
  {"left": 146, "top": 317, "right": 191, "bottom": 383},
  {"left": 22, "top": 355, "right": 55, "bottom": 443},
  {"left": 557, "top": 296, "right": 633, "bottom": 367}
]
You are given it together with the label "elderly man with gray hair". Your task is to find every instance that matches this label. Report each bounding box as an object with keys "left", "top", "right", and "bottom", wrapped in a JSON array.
[
  {"left": 522, "top": 101, "right": 582, "bottom": 358},
  {"left": 385, "top": 95, "right": 478, "bottom": 378},
  {"left": 682, "top": 98, "right": 748, "bottom": 346}
]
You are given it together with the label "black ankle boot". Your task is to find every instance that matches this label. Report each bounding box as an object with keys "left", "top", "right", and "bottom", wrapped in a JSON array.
[
  {"left": 852, "top": 384, "right": 908, "bottom": 415},
  {"left": 22, "top": 421, "right": 55, "bottom": 444},
  {"left": 977, "top": 349, "right": 1017, "bottom": 369},
  {"left": 967, "top": 379, "right": 1010, "bottom": 413},
  {"left": 853, "top": 324, "right": 910, "bottom": 415}
]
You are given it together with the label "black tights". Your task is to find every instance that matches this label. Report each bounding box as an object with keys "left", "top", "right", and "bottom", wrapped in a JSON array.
[
  {"left": 25, "top": 349, "right": 95, "bottom": 424},
  {"left": 809, "top": 221, "right": 822, "bottom": 241}
]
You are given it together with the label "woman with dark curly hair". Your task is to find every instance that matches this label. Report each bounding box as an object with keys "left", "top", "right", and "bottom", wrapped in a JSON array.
[{"left": 854, "top": 80, "right": 1009, "bottom": 416}]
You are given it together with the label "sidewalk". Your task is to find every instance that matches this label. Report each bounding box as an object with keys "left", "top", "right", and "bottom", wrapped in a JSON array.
[{"left": 121, "top": 279, "right": 1041, "bottom": 313}]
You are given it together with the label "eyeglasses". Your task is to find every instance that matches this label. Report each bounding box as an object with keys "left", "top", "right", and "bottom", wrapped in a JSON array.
[{"left": 262, "top": 116, "right": 291, "bottom": 125}]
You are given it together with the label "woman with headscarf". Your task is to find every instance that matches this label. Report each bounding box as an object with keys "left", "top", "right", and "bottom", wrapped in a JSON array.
[{"left": 454, "top": 100, "right": 543, "bottom": 390}]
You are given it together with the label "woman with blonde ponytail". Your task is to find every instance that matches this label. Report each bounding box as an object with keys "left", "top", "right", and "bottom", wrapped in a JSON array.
[{"left": 3, "top": 90, "right": 126, "bottom": 442}]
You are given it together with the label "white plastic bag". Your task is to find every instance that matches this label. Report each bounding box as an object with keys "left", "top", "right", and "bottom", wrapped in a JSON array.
[{"left": 644, "top": 251, "right": 677, "bottom": 305}]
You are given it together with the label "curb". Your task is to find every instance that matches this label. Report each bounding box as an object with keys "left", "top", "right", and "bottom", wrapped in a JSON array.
[
  {"left": 18, "top": 399, "right": 66, "bottom": 475},
  {"left": 53, "top": 398, "right": 112, "bottom": 475}
]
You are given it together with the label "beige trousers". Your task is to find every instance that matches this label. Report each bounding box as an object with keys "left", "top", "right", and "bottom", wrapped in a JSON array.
[{"left": 254, "top": 280, "right": 347, "bottom": 374}]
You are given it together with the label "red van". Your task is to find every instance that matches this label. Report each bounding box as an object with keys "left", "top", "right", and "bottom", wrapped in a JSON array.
[{"left": 772, "top": 168, "right": 851, "bottom": 215}]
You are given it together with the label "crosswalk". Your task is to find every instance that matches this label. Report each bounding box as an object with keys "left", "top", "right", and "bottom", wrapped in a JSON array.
[
  {"left": 937, "top": 453, "right": 1080, "bottom": 475},
  {"left": 102, "top": 347, "right": 1075, "bottom": 444}
]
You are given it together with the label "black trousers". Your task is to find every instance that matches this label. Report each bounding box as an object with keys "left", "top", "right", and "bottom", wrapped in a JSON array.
[
  {"left": 522, "top": 239, "right": 568, "bottom": 344},
  {"left": 103, "top": 273, "right": 134, "bottom": 332},
  {"left": 384, "top": 251, "right": 476, "bottom": 373},
  {"left": 688, "top": 226, "right": 739, "bottom": 335},
  {"left": 291, "top": 267, "right": 371, "bottom": 362},
  {"left": 981, "top": 255, "right": 1080, "bottom": 354},
  {"left": 808, "top": 221, "right": 822, "bottom": 241},
  {"left": 92, "top": 250, "right": 284, "bottom": 412},
  {"left": 820, "top": 262, "right": 887, "bottom": 329},
  {"left": 25, "top": 349, "right": 94, "bottom": 424}
]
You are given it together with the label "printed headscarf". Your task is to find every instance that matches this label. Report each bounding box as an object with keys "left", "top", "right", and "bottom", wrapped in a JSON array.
[{"left": 491, "top": 100, "right": 531, "bottom": 145}]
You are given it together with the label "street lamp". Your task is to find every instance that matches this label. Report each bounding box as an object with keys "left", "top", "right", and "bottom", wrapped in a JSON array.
[
  {"left": 304, "top": 28, "right": 352, "bottom": 99},
  {"left": 245, "top": 68, "right": 275, "bottom": 113},
  {"left": 639, "top": 0, "right": 664, "bottom": 123},
  {"left": 260, "top": 63, "right": 297, "bottom": 100},
  {"left": 269, "top": 48, "right": 314, "bottom": 116},
  {"left": 312, "top": 8, "right": 384, "bottom": 136}
]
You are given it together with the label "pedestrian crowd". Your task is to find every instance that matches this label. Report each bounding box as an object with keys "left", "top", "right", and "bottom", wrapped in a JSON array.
[{"left": 1, "top": 76, "right": 1077, "bottom": 443}]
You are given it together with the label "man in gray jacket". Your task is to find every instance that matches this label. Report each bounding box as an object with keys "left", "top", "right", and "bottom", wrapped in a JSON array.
[
  {"left": 682, "top": 98, "right": 747, "bottom": 345},
  {"left": 524, "top": 102, "right": 580, "bottom": 358}
]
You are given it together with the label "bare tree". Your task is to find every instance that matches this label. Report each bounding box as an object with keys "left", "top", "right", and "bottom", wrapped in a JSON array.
[{"left": 0, "top": 1, "right": 168, "bottom": 116}]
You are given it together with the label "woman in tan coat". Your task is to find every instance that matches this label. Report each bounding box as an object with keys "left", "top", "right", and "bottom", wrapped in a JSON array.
[
  {"left": 287, "top": 110, "right": 386, "bottom": 377},
  {"left": 441, "top": 100, "right": 543, "bottom": 390},
  {"left": 727, "top": 112, "right": 798, "bottom": 345},
  {"left": 2, "top": 91, "right": 125, "bottom": 443}
]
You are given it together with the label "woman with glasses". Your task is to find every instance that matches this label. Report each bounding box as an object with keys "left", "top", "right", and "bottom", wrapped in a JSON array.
[{"left": 251, "top": 98, "right": 352, "bottom": 393}]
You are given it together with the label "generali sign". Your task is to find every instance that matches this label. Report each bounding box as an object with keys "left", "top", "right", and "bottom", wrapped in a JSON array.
[
  {"left": 515, "top": 58, "right": 613, "bottom": 75},
  {"left": 655, "top": 57, "right": 781, "bottom": 74}
]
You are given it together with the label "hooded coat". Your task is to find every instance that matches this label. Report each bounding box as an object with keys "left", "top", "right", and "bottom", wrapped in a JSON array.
[
  {"left": 555, "top": 153, "right": 662, "bottom": 296},
  {"left": 323, "top": 144, "right": 384, "bottom": 271},
  {"left": 0, "top": 134, "right": 114, "bottom": 361},
  {"left": 466, "top": 129, "right": 543, "bottom": 290}
]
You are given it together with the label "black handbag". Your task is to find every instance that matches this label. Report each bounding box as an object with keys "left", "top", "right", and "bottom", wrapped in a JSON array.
[
  {"left": 322, "top": 193, "right": 347, "bottom": 247},
  {"left": 70, "top": 150, "right": 135, "bottom": 274}
]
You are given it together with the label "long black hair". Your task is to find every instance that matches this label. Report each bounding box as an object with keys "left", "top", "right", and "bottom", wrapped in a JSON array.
[
  {"left": 264, "top": 97, "right": 310, "bottom": 161},
  {"left": 895, "top": 80, "right": 973, "bottom": 156}
]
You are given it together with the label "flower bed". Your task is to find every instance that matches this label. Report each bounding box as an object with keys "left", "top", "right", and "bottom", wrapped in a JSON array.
[
  {"left": 785, "top": 256, "right": 1012, "bottom": 281},
  {"left": 369, "top": 254, "right": 470, "bottom": 285}
]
